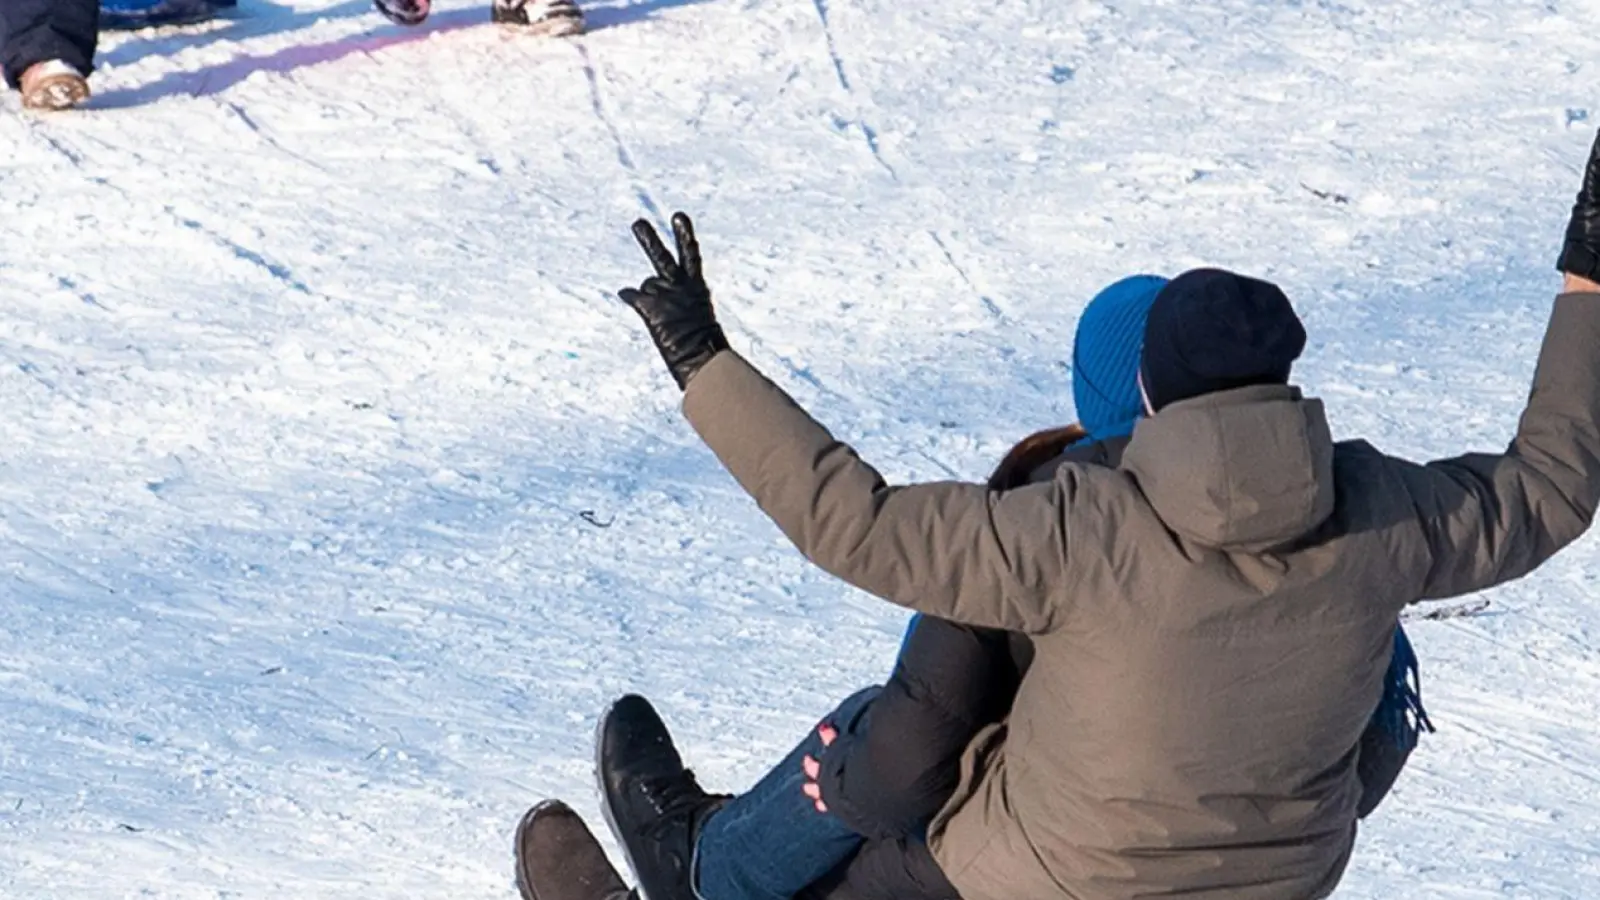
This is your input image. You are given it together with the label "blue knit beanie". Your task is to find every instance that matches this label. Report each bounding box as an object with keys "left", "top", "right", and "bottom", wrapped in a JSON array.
[{"left": 1072, "top": 275, "right": 1167, "bottom": 441}]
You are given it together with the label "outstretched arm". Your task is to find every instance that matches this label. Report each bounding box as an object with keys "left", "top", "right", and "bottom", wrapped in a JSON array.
[
  {"left": 1404, "top": 133, "right": 1600, "bottom": 599},
  {"left": 682, "top": 351, "right": 1075, "bottom": 634},
  {"left": 616, "top": 215, "right": 1075, "bottom": 633}
]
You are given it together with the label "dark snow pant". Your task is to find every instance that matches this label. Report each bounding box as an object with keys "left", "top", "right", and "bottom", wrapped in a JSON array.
[
  {"left": 813, "top": 615, "right": 1027, "bottom": 841},
  {"left": 692, "top": 684, "right": 964, "bottom": 900},
  {"left": 692, "top": 617, "right": 1011, "bottom": 900},
  {"left": 792, "top": 615, "right": 1023, "bottom": 900},
  {"left": 1356, "top": 724, "right": 1412, "bottom": 818},
  {"left": 801, "top": 836, "right": 959, "bottom": 900},
  {"left": 0, "top": 0, "right": 97, "bottom": 88}
]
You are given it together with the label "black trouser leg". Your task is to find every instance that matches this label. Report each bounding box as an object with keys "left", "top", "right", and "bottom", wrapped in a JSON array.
[
  {"left": 0, "top": 0, "right": 98, "bottom": 88},
  {"left": 815, "top": 616, "right": 1027, "bottom": 839},
  {"left": 801, "top": 837, "right": 960, "bottom": 900},
  {"left": 1355, "top": 724, "right": 1414, "bottom": 818}
]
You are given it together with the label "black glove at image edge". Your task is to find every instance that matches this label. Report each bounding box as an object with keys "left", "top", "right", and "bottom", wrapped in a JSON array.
[
  {"left": 1558, "top": 130, "right": 1600, "bottom": 280},
  {"left": 1558, "top": 239, "right": 1600, "bottom": 281}
]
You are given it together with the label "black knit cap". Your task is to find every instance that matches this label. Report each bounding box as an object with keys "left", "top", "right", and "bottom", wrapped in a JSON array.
[{"left": 1139, "top": 268, "right": 1306, "bottom": 412}]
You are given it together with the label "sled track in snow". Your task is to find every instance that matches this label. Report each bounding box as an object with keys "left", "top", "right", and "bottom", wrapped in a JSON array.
[{"left": 578, "top": 43, "right": 664, "bottom": 225}]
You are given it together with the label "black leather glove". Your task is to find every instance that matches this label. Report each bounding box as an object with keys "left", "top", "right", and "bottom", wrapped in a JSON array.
[
  {"left": 1557, "top": 130, "right": 1600, "bottom": 280},
  {"left": 619, "top": 213, "right": 729, "bottom": 390}
]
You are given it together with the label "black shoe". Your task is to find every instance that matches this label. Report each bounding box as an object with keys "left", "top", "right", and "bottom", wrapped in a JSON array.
[
  {"left": 491, "top": 0, "right": 585, "bottom": 36},
  {"left": 373, "top": 0, "right": 429, "bottom": 26},
  {"left": 514, "top": 800, "right": 637, "bottom": 900},
  {"left": 595, "top": 695, "right": 728, "bottom": 900}
]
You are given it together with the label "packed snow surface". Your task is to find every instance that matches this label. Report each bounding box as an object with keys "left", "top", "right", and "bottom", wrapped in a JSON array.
[{"left": 2, "top": 0, "right": 1599, "bottom": 896}]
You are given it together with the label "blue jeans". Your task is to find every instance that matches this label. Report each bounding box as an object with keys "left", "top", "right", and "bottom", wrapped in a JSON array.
[
  {"left": 693, "top": 687, "right": 880, "bottom": 900},
  {"left": 1, "top": 0, "right": 97, "bottom": 86}
]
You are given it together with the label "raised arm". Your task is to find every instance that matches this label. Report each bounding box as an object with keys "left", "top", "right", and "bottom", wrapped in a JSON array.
[
  {"left": 681, "top": 351, "right": 1075, "bottom": 633},
  {"left": 615, "top": 214, "right": 1074, "bottom": 633},
  {"left": 1404, "top": 133, "right": 1600, "bottom": 599}
]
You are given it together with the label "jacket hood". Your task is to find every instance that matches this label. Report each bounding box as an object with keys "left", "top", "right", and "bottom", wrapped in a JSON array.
[{"left": 1120, "top": 384, "right": 1334, "bottom": 549}]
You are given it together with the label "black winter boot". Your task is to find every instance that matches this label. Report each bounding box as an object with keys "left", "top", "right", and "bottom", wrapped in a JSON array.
[
  {"left": 515, "top": 800, "right": 636, "bottom": 900},
  {"left": 596, "top": 695, "right": 729, "bottom": 900}
]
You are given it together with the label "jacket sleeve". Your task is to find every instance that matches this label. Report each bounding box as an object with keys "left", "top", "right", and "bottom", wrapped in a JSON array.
[
  {"left": 680, "top": 351, "right": 1077, "bottom": 634},
  {"left": 1404, "top": 292, "right": 1600, "bottom": 599}
]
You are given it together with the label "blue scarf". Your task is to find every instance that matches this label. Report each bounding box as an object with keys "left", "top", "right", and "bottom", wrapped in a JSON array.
[{"left": 1373, "top": 625, "right": 1434, "bottom": 749}]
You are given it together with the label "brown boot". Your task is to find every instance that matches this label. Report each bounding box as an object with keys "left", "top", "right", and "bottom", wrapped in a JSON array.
[
  {"left": 20, "top": 60, "right": 89, "bottom": 112},
  {"left": 515, "top": 800, "right": 635, "bottom": 900}
]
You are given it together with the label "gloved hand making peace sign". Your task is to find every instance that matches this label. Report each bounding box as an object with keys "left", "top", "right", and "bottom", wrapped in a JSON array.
[{"left": 618, "top": 213, "right": 730, "bottom": 390}]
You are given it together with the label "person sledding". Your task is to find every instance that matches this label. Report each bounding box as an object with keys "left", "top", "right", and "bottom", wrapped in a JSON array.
[
  {"left": 526, "top": 128, "right": 1600, "bottom": 900},
  {"left": 523, "top": 271, "right": 1431, "bottom": 900}
]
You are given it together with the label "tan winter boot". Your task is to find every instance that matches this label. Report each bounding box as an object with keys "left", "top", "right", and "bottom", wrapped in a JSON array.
[{"left": 20, "top": 60, "right": 89, "bottom": 112}]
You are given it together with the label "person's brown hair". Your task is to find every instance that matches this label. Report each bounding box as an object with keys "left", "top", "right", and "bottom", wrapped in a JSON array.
[{"left": 985, "top": 423, "right": 1087, "bottom": 492}]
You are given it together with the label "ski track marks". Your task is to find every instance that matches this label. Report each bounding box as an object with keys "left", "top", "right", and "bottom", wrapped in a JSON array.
[
  {"left": 578, "top": 44, "right": 666, "bottom": 226},
  {"left": 807, "top": 0, "right": 895, "bottom": 180}
]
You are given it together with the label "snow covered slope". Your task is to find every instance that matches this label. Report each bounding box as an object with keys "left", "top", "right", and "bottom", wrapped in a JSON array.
[{"left": 2, "top": 0, "right": 1598, "bottom": 895}]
